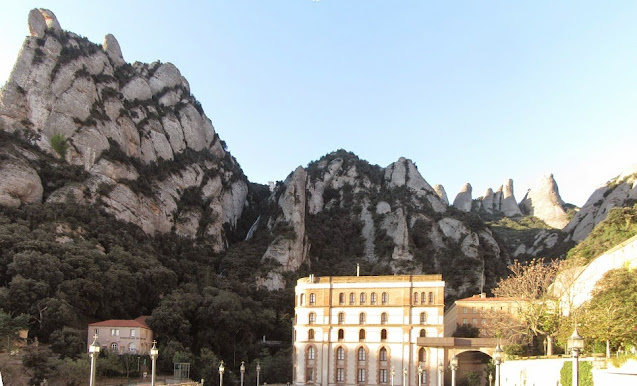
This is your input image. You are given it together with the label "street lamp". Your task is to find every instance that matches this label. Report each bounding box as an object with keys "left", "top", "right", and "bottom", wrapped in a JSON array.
[
  {"left": 256, "top": 360, "right": 261, "bottom": 386},
  {"left": 449, "top": 356, "right": 459, "bottom": 386},
  {"left": 240, "top": 361, "right": 246, "bottom": 386},
  {"left": 150, "top": 340, "right": 158, "bottom": 386},
  {"left": 219, "top": 360, "right": 225, "bottom": 386},
  {"left": 88, "top": 334, "right": 100, "bottom": 386},
  {"left": 437, "top": 362, "right": 443, "bottom": 386},
  {"left": 391, "top": 365, "right": 395, "bottom": 386},
  {"left": 403, "top": 367, "right": 407, "bottom": 386},
  {"left": 417, "top": 365, "right": 423, "bottom": 386},
  {"left": 493, "top": 344, "right": 504, "bottom": 386},
  {"left": 567, "top": 328, "right": 585, "bottom": 386},
  {"left": 488, "top": 373, "right": 493, "bottom": 386}
]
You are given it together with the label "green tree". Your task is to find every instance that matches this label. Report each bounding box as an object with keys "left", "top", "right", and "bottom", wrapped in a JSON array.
[
  {"left": 579, "top": 268, "right": 637, "bottom": 357},
  {"left": 452, "top": 323, "right": 480, "bottom": 338},
  {"left": 50, "top": 327, "right": 85, "bottom": 359}
]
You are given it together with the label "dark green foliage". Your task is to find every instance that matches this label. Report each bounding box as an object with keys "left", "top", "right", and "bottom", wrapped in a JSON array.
[
  {"left": 22, "top": 344, "right": 56, "bottom": 385},
  {"left": 50, "top": 133, "right": 69, "bottom": 158},
  {"left": 567, "top": 205, "right": 637, "bottom": 263},
  {"left": 560, "top": 360, "right": 593, "bottom": 386},
  {"left": 49, "top": 327, "right": 85, "bottom": 359},
  {"left": 452, "top": 323, "right": 480, "bottom": 338}
]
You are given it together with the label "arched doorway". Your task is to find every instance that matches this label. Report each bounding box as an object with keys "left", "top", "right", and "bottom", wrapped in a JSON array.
[{"left": 450, "top": 351, "right": 492, "bottom": 386}]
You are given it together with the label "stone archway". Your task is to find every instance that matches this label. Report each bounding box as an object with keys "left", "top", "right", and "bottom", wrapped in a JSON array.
[{"left": 452, "top": 351, "right": 492, "bottom": 386}]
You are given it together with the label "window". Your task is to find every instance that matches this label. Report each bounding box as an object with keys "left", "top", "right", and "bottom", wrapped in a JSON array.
[
  {"left": 338, "top": 329, "right": 344, "bottom": 341},
  {"left": 339, "top": 293, "right": 345, "bottom": 305},
  {"left": 337, "top": 368, "right": 345, "bottom": 383},
  {"left": 358, "top": 347, "right": 366, "bottom": 361},
  {"left": 359, "top": 312, "right": 366, "bottom": 324},
  {"left": 381, "top": 329, "right": 387, "bottom": 341},
  {"left": 309, "top": 293, "right": 316, "bottom": 305},
  {"left": 472, "top": 318, "right": 478, "bottom": 325},
  {"left": 418, "top": 348, "right": 426, "bottom": 362},
  {"left": 428, "top": 292, "right": 434, "bottom": 304},
  {"left": 472, "top": 307, "right": 477, "bottom": 313},
  {"left": 381, "top": 292, "right": 388, "bottom": 305},
  {"left": 379, "top": 347, "right": 387, "bottom": 361},
  {"left": 482, "top": 318, "right": 487, "bottom": 325},
  {"left": 309, "top": 312, "right": 316, "bottom": 325},
  {"left": 111, "top": 342, "right": 118, "bottom": 351},
  {"left": 308, "top": 329, "right": 315, "bottom": 340},
  {"left": 94, "top": 328, "right": 98, "bottom": 336},
  {"left": 381, "top": 312, "right": 388, "bottom": 325},
  {"left": 420, "top": 329, "right": 426, "bottom": 337},
  {"left": 306, "top": 368, "right": 314, "bottom": 382},
  {"left": 371, "top": 293, "right": 377, "bottom": 305},
  {"left": 337, "top": 347, "right": 345, "bottom": 360},
  {"left": 110, "top": 329, "right": 119, "bottom": 336},
  {"left": 421, "top": 292, "right": 426, "bottom": 304},
  {"left": 350, "top": 293, "right": 356, "bottom": 305},
  {"left": 420, "top": 312, "right": 426, "bottom": 324},
  {"left": 130, "top": 329, "right": 136, "bottom": 337},
  {"left": 300, "top": 294, "right": 305, "bottom": 306},
  {"left": 463, "top": 307, "right": 468, "bottom": 314},
  {"left": 379, "top": 369, "right": 387, "bottom": 384},
  {"left": 413, "top": 292, "right": 419, "bottom": 305},
  {"left": 360, "top": 292, "right": 366, "bottom": 305},
  {"left": 462, "top": 318, "right": 468, "bottom": 325},
  {"left": 338, "top": 312, "right": 345, "bottom": 324},
  {"left": 357, "top": 368, "right": 366, "bottom": 383},
  {"left": 359, "top": 329, "right": 366, "bottom": 341},
  {"left": 129, "top": 343, "right": 136, "bottom": 352},
  {"left": 308, "top": 346, "right": 316, "bottom": 360}
]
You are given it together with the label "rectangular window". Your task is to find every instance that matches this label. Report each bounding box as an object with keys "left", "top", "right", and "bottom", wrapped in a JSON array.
[
  {"left": 472, "top": 307, "right": 477, "bottom": 313},
  {"left": 306, "top": 368, "right": 314, "bottom": 381},
  {"left": 380, "top": 369, "right": 387, "bottom": 384},
  {"left": 481, "top": 318, "right": 487, "bottom": 325},
  {"left": 472, "top": 318, "right": 477, "bottom": 325},
  {"left": 337, "top": 368, "right": 345, "bottom": 383},
  {"left": 110, "top": 329, "right": 119, "bottom": 336},
  {"left": 131, "top": 329, "right": 136, "bottom": 337},
  {"left": 463, "top": 307, "right": 468, "bottom": 314},
  {"left": 462, "top": 318, "right": 468, "bottom": 325},
  {"left": 358, "top": 368, "right": 366, "bottom": 382}
]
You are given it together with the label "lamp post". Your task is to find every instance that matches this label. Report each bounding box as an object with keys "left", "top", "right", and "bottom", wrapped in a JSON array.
[
  {"left": 150, "top": 340, "right": 158, "bottom": 386},
  {"left": 219, "top": 360, "right": 225, "bottom": 386},
  {"left": 417, "top": 365, "right": 423, "bottom": 386},
  {"left": 449, "top": 355, "right": 459, "bottom": 386},
  {"left": 567, "top": 328, "right": 585, "bottom": 386},
  {"left": 256, "top": 360, "right": 261, "bottom": 386},
  {"left": 88, "top": 334, "right": 100, "bottom": 386},
  {"left": 403, "top": 367, "right": 407, "bottom": 386},
  {"left": 391, "top": 365, "right": 395, "bottom": 386},
  {"left": 488, "top": 373, "right": 493, "bottom": 386},
  {"left": 493, "top": 344, "right": 503, "bottom": 386},
  {"left": 240, "top": 361, "right": 245, "bottom": 386},
  {"left": 437, "top": 362, "right": 443, "bottom": 386}
]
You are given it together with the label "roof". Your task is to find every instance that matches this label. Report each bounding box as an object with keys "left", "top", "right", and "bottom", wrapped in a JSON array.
[
  {"left": 89, "top": 316, "right": 150, "bottom": 329},
  {"left": 455, "top": 294, "right": 517, "bottom": 302}
]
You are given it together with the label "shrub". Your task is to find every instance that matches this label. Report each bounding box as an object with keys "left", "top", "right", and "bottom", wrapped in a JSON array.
[
  {"left": 560, "top": 360, "right": 593, "bottom": 386},
  {"left": 50, "top": 133, "right": 69, "bottom": 158}
]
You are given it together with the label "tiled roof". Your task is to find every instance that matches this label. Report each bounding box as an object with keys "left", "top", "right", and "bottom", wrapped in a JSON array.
[
  {"left": 89, "top": 316, "right": 150, "bottom": 328},
  {"left": 456, "top": 295, "right": 516, "bottom": 302}
]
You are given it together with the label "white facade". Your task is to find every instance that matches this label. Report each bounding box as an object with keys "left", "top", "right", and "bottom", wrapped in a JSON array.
[{"left": 293, "top": 275, "right": 446, "bottom": 386}]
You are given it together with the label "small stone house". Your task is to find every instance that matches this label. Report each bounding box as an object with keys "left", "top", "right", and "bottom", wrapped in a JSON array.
[{"left": 87, "top": 316, "right": 153, "bottom": 354}]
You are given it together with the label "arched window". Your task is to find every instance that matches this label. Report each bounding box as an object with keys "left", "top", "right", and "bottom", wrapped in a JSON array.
[
  {"left": 421, "top": 292, "right": 426, "bottom": 304},
  {"left": 308, "top": 312, "right": 316, "bottom": 325},
  {"left": 381, "top": 329, "right": 387, "bottom": 341},
  {"left": 337, "top": 346, "right": 345, "bottom": 360},
  {"left": 359, "top": 312, "right": 366, "bottom": 324},
  {"left": 371, "top": 292, "right": 377, "bottom": 305},
  {"left": 418, "top": 348, "right": 426, "bottom": 362},
  {"left": 309, "top": 293, "right": 316, "bottom": 305},
  {"left": 381, "top": 312, "right": 388, "bottom": 325},
  {"left": 359, "top": 329, "right": 366, "bottom": 341},
  {"left": 338, "top": 329, "right": 344, "bottom": 341},
  {"left": 111, "top": 342, "right": 118, "bottom": 351},
  {"left": 413, "top": 292, "right": 419, "bottom": 305},
  {"left": 358, "top": 347, "right": 366, "bottom": 361},
  {"left": 308, "top": 329, "right": 315, "bottom": 340},
  {"left": 308, "top": 346, "right": 316, "bottom": 360},
  {"left": 428, "top": 292, "right": 434, "bottom": 304},
  {"left": 419, "top": 329, "right": 426, "bottom": 338},
  {"left": 339, "top": 292, "right": 345, "bottom": 305},
  {"left": 379, "top": 347, "right": 387, "bottom": 361},
  {"left": 420, "top": 312, "right": 426, "bottom": 324},
  {"left": 300, "top": 294, "right": 305, "bottom": 306},
  {"left": 338, "top": 312, "right": 345, "bottom": 324},
  {"left": 349, "top": 292, "right": 356, "bottom": 305},
  {"left": 381, "top": 292, "right": 388, "bottom": 305}
]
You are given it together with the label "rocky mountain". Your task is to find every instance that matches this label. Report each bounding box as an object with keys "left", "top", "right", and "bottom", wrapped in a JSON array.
[
  {"left": 0, "top": 9, "right": 248, "bottom": 251},
  {"left": 519, "top": 174, "right": 570, "bottom": 229}
]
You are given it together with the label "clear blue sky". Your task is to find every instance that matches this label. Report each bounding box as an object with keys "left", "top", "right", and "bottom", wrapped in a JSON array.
[{"left": 1, "top": 1, "right": 636, "bottom": 207}]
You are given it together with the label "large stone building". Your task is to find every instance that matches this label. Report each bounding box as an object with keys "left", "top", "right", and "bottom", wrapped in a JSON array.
[
  {"left": 87, "top": 316, "right": 153, "bottom": 355},
  {"left": 444, "top": 294, "right": 519, "bottom": 338},
  {"left": 293, "top": 274, "right": 446, "bottom": 386}
]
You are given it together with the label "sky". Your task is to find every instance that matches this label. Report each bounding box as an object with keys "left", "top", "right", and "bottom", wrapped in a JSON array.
[{"left": 1, "top": 1, "right": 636, "bottom": 207}]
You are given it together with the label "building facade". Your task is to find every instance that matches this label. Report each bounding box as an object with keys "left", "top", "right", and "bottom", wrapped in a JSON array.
[
  {"left": 293, "top": 274, "right": 446, "bottom": 386},
  {"left": 444, "top": 293, "right": 519, "bottom": 337},
  {"left": 87, "top": 316, "right": 153, "bottom": 354}
]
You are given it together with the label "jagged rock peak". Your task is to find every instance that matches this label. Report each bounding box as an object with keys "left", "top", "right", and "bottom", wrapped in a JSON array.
[
  {"left": 453, "top": 183, "right": 472, "bottom": 212},
  {"left": 384, "top": 157, "right": 446, "bottom": 213},
  {"left": 433, "top": 184, "right": 449, "bottom": 206},
  {"left": 519, "top": 174, "right": 569, "bottom": 229},
  {"left": 28, "top": 9, "right": 62, "bottom": 38},
  {"left": 501, "top": 178, "right": 522, "bottom": 217},
  {"left": 103, "top": 34, "right": 125, "bottom": 66},
  {"left": 482, "top": 188, "right": 495, "bottom": 214}
]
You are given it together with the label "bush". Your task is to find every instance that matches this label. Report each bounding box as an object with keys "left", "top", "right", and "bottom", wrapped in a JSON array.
[
  {"left": 50, "top": 133, "right": 69, "bottom": 158},
  {"left": 560, "top": 360, "right": 593, "bottom": 386}
]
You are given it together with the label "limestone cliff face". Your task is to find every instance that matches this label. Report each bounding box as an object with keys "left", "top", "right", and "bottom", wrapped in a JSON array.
[
  {"left": 0, "top": 9, "right": 247, "bottom": 249},
  {"left": 472, "top": 179, "right": 523, "bottom": 217},
  {"left": 519, "top": 174, "right": 570, "bottom": 229},
  {"left": 564, "top": 166, "right": 637, "bottom": 241},
  {"left": 259, "top": 151, "right": 510, "bottom": 296},
  {"left": 452, "top": 183, "right": 472, "bottom": 212}
]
